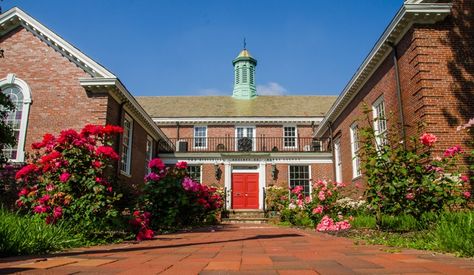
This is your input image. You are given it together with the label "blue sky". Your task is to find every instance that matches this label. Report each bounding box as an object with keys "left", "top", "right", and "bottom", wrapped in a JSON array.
[{"left": 3, "top": 1, "right": 402, "bottom": 96}]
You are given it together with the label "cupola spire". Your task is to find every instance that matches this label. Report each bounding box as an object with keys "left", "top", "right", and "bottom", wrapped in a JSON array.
[{"left": 232, "top": 41, "right": 257, "bottom": 99}]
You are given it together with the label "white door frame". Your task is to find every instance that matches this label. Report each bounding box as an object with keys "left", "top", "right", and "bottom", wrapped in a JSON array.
[{"left": 224, "top": 161, "right": 266, "bottom": 210}]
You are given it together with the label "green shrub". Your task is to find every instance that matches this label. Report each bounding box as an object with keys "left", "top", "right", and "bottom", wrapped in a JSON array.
[
  {"left": 434, "top": 211, "right": 474, "bottom": 257},
  {"left": 0, "top": 209, "right": 82, "bottom": 257},
  {"left": 351, "top": 214, "right": 376, "bottom": 229}
]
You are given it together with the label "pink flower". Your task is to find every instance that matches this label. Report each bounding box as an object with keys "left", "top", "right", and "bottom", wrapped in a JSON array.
[
  {"left": 405, "top": 193, "right": 415, "bottom": 200},
  {"left": 38, "top": 194, "right": 51, "bottom": 204},
  {"left": 145, "top": 172, "right": 161, "bottom": 182},
  {"left": 33, "top": 205, "right": 50, "bottom": 214},
  {"left": 463, "top": 191, "right": 471, "bottom": 199},
  {"left": 18, "top": 188, "right": 29, "bottom": 197},
  {"left": 182, "top": 177, "right": 200, "bottom": 192},
  {"left": 59, "top": 172, "right": 71, "bottom": 183},
  {"left": 420, "top": 133, "right": 437, "bottom": 147},
  {"left": 46, "top": 184, "right": 55, "bottom": 192},
  {"left": 316, "top": 215, "right": 351, "bottom": 231},
  {"left": 176, "top": 161, "right": 188, "bottom": 169},
  {"left": 148, "top": 158, "right": 165, "bottom": 170},
  {"left": 305, "top": 196, "right": 312, "bottom": 204},
  {"left": 312, "top": 205, "right": 323, "bottom": 214},
  {"left": 460, "top": 175, "right": 469, "bottom": 183},
  {"left": 443, "top": 145, "right": 462, "bottom": 158},
  {"left": 53, "top": 206, "right": 63, "bottom": 219},
  {"left": 291, "top": 186, "right": 303, "bottom": 194},
  {"left": 318, "top": 191, "right": 326, "bottom": 201}
]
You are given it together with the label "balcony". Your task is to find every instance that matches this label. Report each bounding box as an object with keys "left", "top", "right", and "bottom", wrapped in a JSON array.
[{"left": 163, "top": 137, "right": 329, "bottom": 153}]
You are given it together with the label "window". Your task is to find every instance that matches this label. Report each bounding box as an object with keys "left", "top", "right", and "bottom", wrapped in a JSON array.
[
  {"left": 187, "top": 165, "right": 202, "bottom": 183},
  {"left": 194, "top": 126, "right": 207, "bottom": 148},
  {"left": 0, "top": 74, "right": 32, "bottom": 163},
  {"left": 235, "top": 126, "right": 255, "bottom": 151},
  {"left": 350, "top": 123, "right": 361, "bottom": 178},
  {"left": 120, "top": 114, "right": 133, "bottom": 175},
  {"left": 334, "top": 138, "right": 342, "bottom": 183},
  {"left": 145, "top": 136, "right": 153, "bottom": 173},
  {"left": 289, "top": 165, "right": 311, "bottom": 196},
  {"left": 372, "top": 96, "right": 387, "bottom": 147},
  {"left": 283, "top": 126, "right": 297, "bottom": 148}
]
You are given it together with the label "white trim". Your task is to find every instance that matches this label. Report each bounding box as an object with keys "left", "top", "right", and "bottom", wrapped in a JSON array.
[
  {"left": 224, "top": 161, "right": 232, "bottom": 210},
  {"left": 153, "top": 117, "right": 324, "bottom": 125},
  {"left": 350, "top": 123, "right": 361, "bottom": 179},
  {"left": 120, "top": 113, "right": 133, "bottom": 176},
  {"left": 334, "top": 138, "right": 342, "bottom": 183},
  {"left": 193, "top": 125, "right": 208, "bottom": 149},
  {"left": 162, "top": 156, "right": 333, "bottom": 165},
  {"left": 0, "top": 74, "right": 32, "bottom": 163},
  {"left": 145, "top": 135, "right": 153, "bottom": 174},
  {"left": 283, "top": 125, "right": 298, "bottom": 149},
  {"left": 313, "top": 3, "right": 452, "bottom": 138}
]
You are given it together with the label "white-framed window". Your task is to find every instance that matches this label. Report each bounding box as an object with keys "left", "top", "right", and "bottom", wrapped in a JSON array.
[
  {"left": 145, "top": 136, "right": 153, "bottom": 174},
  {"left": 193, "top": 126, "right": 207, "bottom": 149},
  {"left": 372, "top": 96, "right": 387, "bottom": 147},
  {"left": 187, "top": 165, "right": 202, "bottom": 183},
  {"left": 350, "top": 123, "right": 361, "bottom": 179},
  {"left": 334, "top": 138, "right": 342, "bottom": 183},
  {"left": 283, "top": 126, "right": 297, "bottom": 148},
  {"left": 0, "top": 74, "right": 32, "bottom": 163},
  {"left": 235, "top": 126, "right": 256, "bottom": 151},
  {"left": 120, "top": 113, "right": 133, "bottom": 175},
  {"left": 289, "top": 165, "right": 311, "bottom": 196}
]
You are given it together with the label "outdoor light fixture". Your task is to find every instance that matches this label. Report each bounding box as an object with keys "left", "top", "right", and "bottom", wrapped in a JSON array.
[
  {"left": 0, "top": 48, "right": 4, "bottom": 58},
  {"left": 271, "top": 161, "right": 278, "bottom": 180},
  {"left": 214, "top": 161, "right": 222, "bottom": 181}
]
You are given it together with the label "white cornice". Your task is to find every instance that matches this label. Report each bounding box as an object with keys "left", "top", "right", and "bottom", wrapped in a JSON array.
[
  {"left": 0, "top": 7, "right": 115, "bottom": 78},
  {"left": 152, "top": 117, "right": 324, "bottom": 125},
  {"left": 313, "top": 3, "right": 452, "bottom": 138},
  {"left": 79, "top": 78, "right": 170, "bottom": 144}
]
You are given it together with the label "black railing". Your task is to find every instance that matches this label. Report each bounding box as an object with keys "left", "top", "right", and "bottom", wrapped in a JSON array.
[{"left": 166, "top": 137, "right": 329, "bottom": 153}]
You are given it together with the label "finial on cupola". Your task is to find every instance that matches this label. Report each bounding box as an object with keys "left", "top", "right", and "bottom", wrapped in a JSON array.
[{"left": 232, "top": 40, "right": 257, "bottom": 99}]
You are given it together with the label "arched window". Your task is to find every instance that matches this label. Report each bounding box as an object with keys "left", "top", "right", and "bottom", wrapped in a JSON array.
[{"left": 0, "top": 74, "right": 32, "bottom": 162}]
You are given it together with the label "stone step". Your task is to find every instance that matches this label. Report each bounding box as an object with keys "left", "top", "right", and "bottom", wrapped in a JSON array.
[
  {"left": 228, "top": 210, "right": 265, "bottom": 219},
  {"left": 221, "top": 217, "right": 268, "bottom": 224}
]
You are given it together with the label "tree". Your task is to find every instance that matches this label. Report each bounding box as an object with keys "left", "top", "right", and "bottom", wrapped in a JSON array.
[{"left": 0, "top": 92, "right": 15, "bottom": 165}]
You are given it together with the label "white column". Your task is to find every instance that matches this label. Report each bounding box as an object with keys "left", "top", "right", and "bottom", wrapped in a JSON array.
[
  {"left": 224, "top": 161, "right": 232, "bottom": 210},
  {"left": 259, "top": 161, "right": 266, "bottom": 210}
]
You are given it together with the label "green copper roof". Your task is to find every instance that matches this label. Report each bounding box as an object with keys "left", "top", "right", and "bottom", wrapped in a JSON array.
[{"left": 136, "top": 95, "right": 337, "bottom": 118}]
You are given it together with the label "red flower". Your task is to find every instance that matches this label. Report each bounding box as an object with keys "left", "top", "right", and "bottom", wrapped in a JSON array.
[
  {"left": 81, "top": 124, "right": 104, "bottom": 137},
  {"left": 18, "top": 188, "right": 29, "bottom": 197},
  {"left": 53, "top": 206, "right": 63, "bottom": 219},
  {"left": 148, "top": 158, "right": 165, "bottom": 170},
  {"left": 40, "top": 151, "right": 62, "bottom": 164},
  {"left": 103, "top": 125, "right": 123, "bottom": 135},
  {"left": 460, "top": 175, "right": 469, "bottom": 183},
  {"left": 95, "top": 146, "right": 120, "bottom": 160},
  {"left": 59, "top": 172, "right": 71, "bottom": 182},
  {"left": 92, "top": 160, "right": 102, "bottom": 168},
  {"left": 57, "top": 129, "right": 81, "bottom": 144},
  {"left": 38, "top": 194, "right": 51, "bottom": 204},
  {"left": 176, "top": 161, "right": 188, "bottom": 169},
  {"left": 419, "top": 133, "right": 437, "bottom": 147},
  {"left": 16, "top": 164, "right": 38, "bottom": 180}
]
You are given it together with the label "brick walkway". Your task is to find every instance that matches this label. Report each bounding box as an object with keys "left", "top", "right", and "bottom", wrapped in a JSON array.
[{"left": 1, "top": 224, "right": 474, "bottom": 274}]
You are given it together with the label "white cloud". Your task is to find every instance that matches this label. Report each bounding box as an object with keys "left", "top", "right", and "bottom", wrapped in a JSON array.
[
  {"left": 257, "top": 82, "right": 287, "bottom": 95},
  {"left": 197, "top": 88, "right": 227, "bottom": 96}
]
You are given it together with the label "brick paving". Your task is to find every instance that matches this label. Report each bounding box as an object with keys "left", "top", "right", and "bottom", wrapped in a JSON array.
[{"left": 1, "top": 224, "right": 474, "bottom": 274}]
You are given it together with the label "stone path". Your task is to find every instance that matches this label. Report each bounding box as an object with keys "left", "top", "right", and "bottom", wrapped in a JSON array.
[{"left": 1, "top": 224, "right": 474, "bottom": 274}]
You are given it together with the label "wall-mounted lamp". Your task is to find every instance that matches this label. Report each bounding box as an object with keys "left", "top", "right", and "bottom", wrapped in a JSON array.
[
  {"left": 0, "top": 49, "right": 4, "bottom": 58},
  {"left": 214, "top": 161, "right": 222, "bottom": 181},
  {"left": 271, "top": 161, "right": 278, "bottom": 180}
]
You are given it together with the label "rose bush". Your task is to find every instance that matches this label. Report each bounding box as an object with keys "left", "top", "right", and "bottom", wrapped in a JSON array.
[
  {"left": 141, "top": 159, "right": 223, "bottom": 230},
  {"left": 15, "top": 124, "right": 123, "bottom": 228}
]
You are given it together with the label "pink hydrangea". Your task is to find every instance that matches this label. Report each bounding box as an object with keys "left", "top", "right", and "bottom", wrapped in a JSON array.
[
  {"left": 316, "top": 215, "right": 351, "bottom": 231},
  {"left": 420, "top": 133, "right": 437, "bottom": 147}
]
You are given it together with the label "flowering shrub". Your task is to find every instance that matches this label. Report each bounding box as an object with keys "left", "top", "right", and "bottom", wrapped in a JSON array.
[
  {"left": 15, "top": 124, "right": 123, "bottom": 227},
  {"left": 279, "top": 179, "right": 353, "bottom": 231},
  {"left": 141, "top": 159, "right": 223, "bottom": 229},
  {"left": 265, "top": 185, "right": 289, "bottom": 212},
  {"left": 358, "top": 110, "right": 470, "bottom": 222},
  {"left": 129, "top": 210, "right": 154, "bottom": 241}
]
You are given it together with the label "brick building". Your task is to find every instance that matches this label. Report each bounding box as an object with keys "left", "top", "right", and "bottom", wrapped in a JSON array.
[
  {"left": 137, "top": 49, "right": 337, "bottom": 210},
  {"left": 0, "top": 8, "right": 171, "bottom": 186},
  {"left": 314, "top": 0, "right": 473, "bottom": 186}
]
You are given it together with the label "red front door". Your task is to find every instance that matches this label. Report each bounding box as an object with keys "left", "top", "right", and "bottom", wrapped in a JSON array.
[{"left": 232, "top": 173, "right": 259, "bottom": 209}]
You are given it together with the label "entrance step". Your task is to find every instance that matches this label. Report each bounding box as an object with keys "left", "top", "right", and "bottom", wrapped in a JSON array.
[{"left": 222, "top": 210, "right": 268, "bottom": 224}]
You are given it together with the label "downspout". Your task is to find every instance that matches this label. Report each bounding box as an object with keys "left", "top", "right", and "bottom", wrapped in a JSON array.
[
  {"left": 176, "top": 122, "right": 180, "bottom": 140},
  {"left": 388, "top": 42, "right": 406, "bottom": 148},
  {"left": 328, "top": 121, "right": 337, "bottom": 182}
]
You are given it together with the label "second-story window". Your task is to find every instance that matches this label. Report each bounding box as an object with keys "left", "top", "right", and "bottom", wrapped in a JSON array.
[
  {"left": 194, "top": 126, "right": 207, "bottom": 149},
  {"left": 283, "top": 126, "right": 297, "bottom": 148}
]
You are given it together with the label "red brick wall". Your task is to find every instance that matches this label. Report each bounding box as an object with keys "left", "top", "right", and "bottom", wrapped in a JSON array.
[
  {"left": 0, "top": 27, "right": 108, "bottom": 150},
  {"left": 323, "top": 0, "right": 474, "bottom": 185}
]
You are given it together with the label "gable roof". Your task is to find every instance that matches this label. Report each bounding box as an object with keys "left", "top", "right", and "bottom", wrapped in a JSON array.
[
  {"left": 136, "top": 95, "right": 337, "bottom": 119},
  {"left": 0, "top": 7, "right": 170, "bottom": 143},
  {"left": 313, "top": 2, "right": 452, "bottom": 137}
]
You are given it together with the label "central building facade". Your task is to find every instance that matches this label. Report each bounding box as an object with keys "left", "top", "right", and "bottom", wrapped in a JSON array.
[{"left": 137, "top": 49, "right": 336, "bottom": 210}]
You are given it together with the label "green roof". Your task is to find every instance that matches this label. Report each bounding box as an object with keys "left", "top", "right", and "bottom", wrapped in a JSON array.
[{"left": 136, "top": 96, "right": 337, "bottom": 118}]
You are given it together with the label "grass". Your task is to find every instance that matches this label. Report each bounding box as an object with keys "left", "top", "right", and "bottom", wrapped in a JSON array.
[
  {"left": 0, "top": 209, "right": 83, "bottom": 257},
  {"left": 349, "top": 211, "right": 474, "bottom": 257}
]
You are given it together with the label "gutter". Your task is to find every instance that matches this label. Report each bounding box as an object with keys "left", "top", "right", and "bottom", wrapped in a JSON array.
[{"left": 313, "top": 3, "right": 452, "bottom": 138}]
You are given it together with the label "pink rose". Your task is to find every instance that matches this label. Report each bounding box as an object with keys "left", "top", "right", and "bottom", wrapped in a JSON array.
[
  {"left": 176, "top": 161, "right": 188, "bottom": 169},
  {"left": 405, "top": 193, "right": 415, "bottom": 200},
  {"left": 318, "top": 191, "right": 326, "bottom": 201},
  {"left": 312, "top": 205, "right": 323, "bottom": 214},
  {"left": 463, "top": 191, "right": 471, "bottom": 199},
  {"left": 443, "top": 145, "right": 462, "bottom": 158},
  {"left": 460, "top": 175, "right": 469, "bottom": 183},
  {"left": 59, "top": 172, "right": 71, "bottom": 183},
  {"left": 420, "top": 133, "right": 437, "bottom": 147}
]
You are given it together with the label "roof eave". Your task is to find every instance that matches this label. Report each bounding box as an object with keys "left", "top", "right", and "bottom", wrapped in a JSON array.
[{"left": 313, "top": 3, "right": 452, "bottom": 138}]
